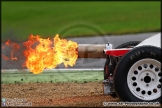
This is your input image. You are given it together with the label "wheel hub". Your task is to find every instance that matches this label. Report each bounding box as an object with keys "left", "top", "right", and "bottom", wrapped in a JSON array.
[
  {"left": 127, "top": 59, "right": 161, "bottom": 100},
  {"left": 144, "top": 76, "right": 151, "bottom": 83}
]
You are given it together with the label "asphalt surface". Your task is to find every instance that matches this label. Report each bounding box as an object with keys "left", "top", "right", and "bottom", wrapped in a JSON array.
[{"left": 1, "top": 32, "right": 159, "bottom": 69}]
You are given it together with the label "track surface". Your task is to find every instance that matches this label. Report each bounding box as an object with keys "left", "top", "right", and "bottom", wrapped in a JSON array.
[{"left": 2, "top": 82, "right": 120, "bottom": 107}]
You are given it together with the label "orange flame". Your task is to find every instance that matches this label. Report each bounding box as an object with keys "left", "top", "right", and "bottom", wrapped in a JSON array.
[
  {"left": 1, "top": 54, "right": 9, "bottom": 60},
  {"left": 2, "top": 34, "right": 78, "bottom": 74},
  {"left": 1, "top": 39, "right": 20, "bottom": 60},
  {"left": 23, "top": 34, "right": 78, "bottom": 74}
]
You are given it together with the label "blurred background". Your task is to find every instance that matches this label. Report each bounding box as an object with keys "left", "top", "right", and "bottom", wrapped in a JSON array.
[{"left": 2, "top": 1, "right": 160, "bottom": 41}]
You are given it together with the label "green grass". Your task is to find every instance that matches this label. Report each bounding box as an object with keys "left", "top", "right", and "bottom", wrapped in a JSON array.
[
  {"left": 2, "top": 1, "right": 161, "bottom": 41},
  {"left": 1, "top": 70, "right": 103, "bottom": 84}
]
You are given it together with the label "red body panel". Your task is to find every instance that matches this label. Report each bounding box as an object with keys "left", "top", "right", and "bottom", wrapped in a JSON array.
[{"left": 105, "top": 48, "right": 132, "bottom": 57}]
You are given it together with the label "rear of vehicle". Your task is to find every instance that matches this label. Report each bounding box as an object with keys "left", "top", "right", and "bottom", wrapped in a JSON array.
[{"left": 103, "top": 33, "right": 161, "bottom": 103}]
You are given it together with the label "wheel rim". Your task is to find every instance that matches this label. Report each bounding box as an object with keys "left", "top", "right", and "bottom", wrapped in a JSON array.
[{"left": 127, "top": 58, "right": 161, "bottom": 101}]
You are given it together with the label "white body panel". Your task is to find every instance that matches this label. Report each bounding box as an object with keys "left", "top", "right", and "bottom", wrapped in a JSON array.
[{"left": 135, "top": 33, "right": 161, "bottom": 48}]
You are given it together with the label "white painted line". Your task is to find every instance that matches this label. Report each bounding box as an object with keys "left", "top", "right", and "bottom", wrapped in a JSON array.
[
  {"left": 1, "top": 68, "right": 104, "bottom": 73},
  {"left": 50, "top": 68, "right": 103, "bottom": 71}
]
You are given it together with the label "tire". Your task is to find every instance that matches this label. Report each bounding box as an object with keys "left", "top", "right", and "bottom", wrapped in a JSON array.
[
  {"left": 116, "top": 41, "right": 141, "bottom": 49},
  {"left": 104, "top": 41, "right": 141, "bottom": 80},
  {"left": 114, "top": 46, "right": 161, "bottom": 103}
]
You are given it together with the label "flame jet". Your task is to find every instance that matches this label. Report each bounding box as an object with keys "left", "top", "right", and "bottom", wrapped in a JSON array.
[{"left": 2, "top": 34, "right": 108, "bottom": 74}]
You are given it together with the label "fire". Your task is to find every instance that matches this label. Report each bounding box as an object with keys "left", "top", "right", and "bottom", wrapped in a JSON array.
[
  {"left": 54, "top": 34, "right": 78, "bottom": 67},
  {"left": 23, "top": 34, "right": 78, "bottom": 74},
  {"left": 1, "top": 39, "right": 20, "bottom": 60},
  {"left": 1, "top": 54, "right": 9, "bottom": 60},
  {"left": 2, "top": 34, "right": 78, "bottom": 74}
]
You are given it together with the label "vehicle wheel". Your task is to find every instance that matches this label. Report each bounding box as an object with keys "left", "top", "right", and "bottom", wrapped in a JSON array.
[
  {"left": 114, "top": 46, "right": 161, "bottom": 103},
  {"left": 104, "top": 41, "right": 141, "bottom": 80}
]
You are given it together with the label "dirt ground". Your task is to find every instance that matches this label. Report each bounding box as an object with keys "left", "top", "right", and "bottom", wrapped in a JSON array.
[{"left": 2, "top": 82, "right": 120, "bottom": 107}]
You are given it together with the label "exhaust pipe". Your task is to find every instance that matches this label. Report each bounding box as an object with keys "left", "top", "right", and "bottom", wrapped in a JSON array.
[{"left": 77, "top": 43, "right": 113, "bottom": 58}]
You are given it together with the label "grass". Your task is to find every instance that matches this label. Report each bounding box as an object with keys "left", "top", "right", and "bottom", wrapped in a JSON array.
[
  {"left": 1, "top": 70, "right": 103, "bottom": 84},
  {"left": 1, "top": 1, "right": 161, "bottom": 41}
]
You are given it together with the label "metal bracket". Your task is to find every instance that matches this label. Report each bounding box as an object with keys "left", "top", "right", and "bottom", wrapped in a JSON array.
[
  {"left": 102, "top": 75, "right": 115, "bottom": 95},
  {"left": 105, "top": 43, "right": 114, "bottom": 50}
]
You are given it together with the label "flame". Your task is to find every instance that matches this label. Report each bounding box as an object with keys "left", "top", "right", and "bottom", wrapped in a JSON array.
[
  {"left": 23, "top": 34, "right": 78, "bottom": 74},
  {"left": 1, "top": 54, "right": 9, "bottom": 60},
  {"left": 2, "top": 34, "right": 78, "bottom": 74},
  {"left": 54, "top": 34, "right": 78, "bottom": 67},
  {"left": 1, "top": 39, "right": 20, "bottom": 60}
]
